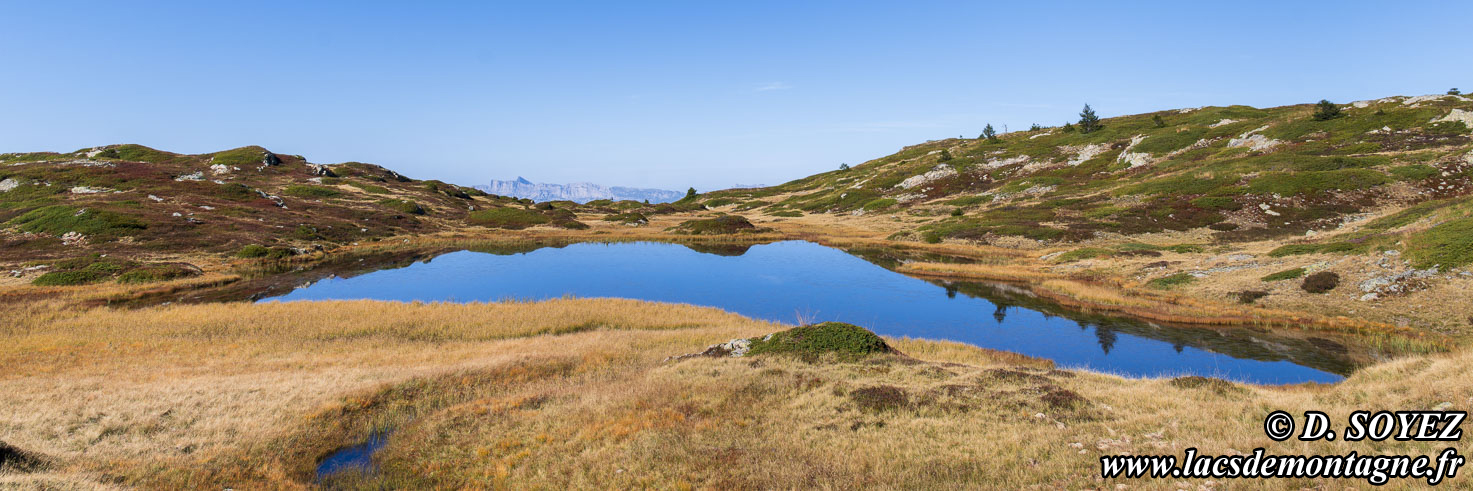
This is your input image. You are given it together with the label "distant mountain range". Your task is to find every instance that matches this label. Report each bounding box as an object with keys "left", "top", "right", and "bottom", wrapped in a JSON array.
[{"left": 475, "top": 177, "right": 684, "bottom": 203}]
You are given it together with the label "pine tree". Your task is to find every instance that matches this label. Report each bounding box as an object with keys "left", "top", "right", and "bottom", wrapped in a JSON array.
[
  {"left": 839, "top": 163, "right": 850, "bottom": 171},
  {"left": 1451, "top": 88, "right": 1463, "bottom": 95},
  {"left": 1152, "top": 114, "right": 1166, "bottom": 128},
  {"left": 1062, "top": 122, "right": 1076, "bottom": 133},
  {"left": 1078, "top": 104, "right": 1102, "bottom": 134},
  {"left": 1029, "top": 123, "right": 1042, "bottom": 131},
  {"left": 981, "top": 124, "right": 998, "bottom": 142},
  {"left": 1312, "top": 100, "right": 1342, "bottom": 121},
  {"left": 938, "top": 149, "right": 953, "bottom": 162}
]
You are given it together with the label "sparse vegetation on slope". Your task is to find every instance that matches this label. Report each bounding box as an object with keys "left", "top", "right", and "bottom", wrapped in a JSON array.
[
  {"left": 703, "top": 94, "right": 1473, "bottom": 247},
  {"left": 0, "top": 144, "right": 537, "bottom": 264}
]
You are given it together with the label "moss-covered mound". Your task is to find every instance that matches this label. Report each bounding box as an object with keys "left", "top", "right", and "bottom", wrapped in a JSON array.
[
  {"left": 378, "top": 198, "right": 426, "bottom": 215},
  {"left": 7, "top": 205, "right": 146, "bottom": 242},
  {"left": 467, "top": 207, "right": 551, "bottom": 229},
  {"left": 670, "top": 215, "right": 762, "bottom": 235},
  {"left": 748, "top": 322, "right": 896, "bottom": 360},
  {"left": 29, "top": 254, "right": 196, "bottom": 285},
  {"left": 602, "top": 212, "right": 648, "bottom": 226},
  {"left": 115, "top": 263, "right": 202, "bottom": 284}
]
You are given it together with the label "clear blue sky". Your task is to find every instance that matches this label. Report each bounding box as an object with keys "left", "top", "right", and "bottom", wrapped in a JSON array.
[{"left": 2, "top": 1, "right": 1468, "bottom": 191}]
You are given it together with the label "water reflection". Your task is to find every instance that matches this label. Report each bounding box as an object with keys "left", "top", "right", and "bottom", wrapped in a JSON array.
[{"left": 258, "top": 241, "right": 1358, "bottom": 384}]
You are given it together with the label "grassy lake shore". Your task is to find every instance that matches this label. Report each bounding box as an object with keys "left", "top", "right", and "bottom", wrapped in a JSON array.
[{"left": 2, "top": 298, "right": 1469, "bottom": 489}]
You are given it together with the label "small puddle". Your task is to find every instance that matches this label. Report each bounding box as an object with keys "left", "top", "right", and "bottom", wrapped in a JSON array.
[{"left": 315, "top": 433, "right": 388, "bottom": 481}]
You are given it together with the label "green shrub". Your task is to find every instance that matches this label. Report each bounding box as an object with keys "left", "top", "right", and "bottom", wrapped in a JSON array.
[
  {"left": 1164, "top": 244, "right": 1206, "bottom": 253},
  {"left": 769, "top": 210, "right": 803, "bottom": 218},
  {"left": 1365, "top": 199, "right": 1451, "bottom": 231},
  {"left": 862, "top": 198, "right": 897, "bottom": 211},
  {"left": 671, "top": 215, "right": 760, "bottom": 235},
  {"left": 282, "top": 185, "right": 341, "bottom": 199},
  {"left": 1389, "top": 164, "right": 1439, "bottom": 182},
  {"left": 555, "top": 219, "right": 589, "bottom": 230},
  {"left": 467, "top": 207, "right": 550, "bottom": 229},
  {"left": 237, "top": 244, "right": 268, "bottom": 258},
  {"left": 93, "top": 144, "right": 172, "bottom": 162},
  {"left": 601, "top": 212, "right": 648, "bottom": 225},
  {"left": 1268, "top": 242, "right": 1365, "bottom": 257},
  {"left": 117, "top": 263, "right": 200, "bottom": 284},
  {"left": 1146, "top": 273, "right": 1195, "bottom": 289},
  {"left": 348, "top": 181, "right": 390, "bottom": 194},
  {"left": 1246, "top": 169, "right": 1388, "bottom": 196},
  {"left": 31, "top": 254, "right": 140, "bottom": 285},
  {"left": 424, "top": 181, "right": 471, "bottom": 199},
  {"left": 1190, "top": 196, "right": 1241, "bottom": 210},
  {"left": 7, "top": 205, "right": 146, "bottom": 241},
  {"left": 211, "top": 147, "right": 276, "bottom": 167},
  {"left": 1405, "top": 217, "right": 1473, "bottom": 269},
  {"left": 1312, "top": 100, "right": 1342, "bottom": 121},
  {"left": 237, "top": 244, "right": 293, "bottom": 259},
  {"left": 214, "top": 183, "right": 261, "bottom": 202},
  {"left": 747, "top": 322, "right": 894, "bottom": 360},
  {"left": 32, "top": 270, "right": 108, "bottom": 286},
  {"left": 1055, "top": 247, "right": 1113, "bottom": 263},
  {"left": 1261, "top": 267, "right": 1306, "bottom": 282},
  {"left": 1301, "top": 272, "right": 1340, "bottom": 293},
  {"left": 378, "top": 199, "right": 425, "bottom": 215}
]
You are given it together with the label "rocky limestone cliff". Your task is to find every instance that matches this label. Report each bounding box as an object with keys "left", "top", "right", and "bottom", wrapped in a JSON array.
[{"left": 476, "top": 177, "right": 683, "bottom": 203}]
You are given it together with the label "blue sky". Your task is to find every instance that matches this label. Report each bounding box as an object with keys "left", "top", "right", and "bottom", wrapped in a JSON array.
[{"left": 2, "top": 1, "right": 1469, "bottom": 190}]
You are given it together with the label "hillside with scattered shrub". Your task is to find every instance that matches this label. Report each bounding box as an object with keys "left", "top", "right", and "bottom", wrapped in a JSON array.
[
  {"left": 0, "top": 145, "right": 624, "bottom": 266},
  {"left": 705, "top": 94, "right": 1473, "bottom": 270}
]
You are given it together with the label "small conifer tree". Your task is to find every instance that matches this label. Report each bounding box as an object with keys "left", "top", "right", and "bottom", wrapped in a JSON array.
[
  {"left": 1312, "top": 100, "right": 1342, "bottom": 121},
  {"left": 1078, "top": 104, "right": 1102, "bottom": 134}
]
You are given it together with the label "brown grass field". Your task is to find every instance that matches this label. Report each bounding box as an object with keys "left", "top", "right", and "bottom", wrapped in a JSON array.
[
  {"left": 2, "top": 211, "right": 1470, "bottom": 489},
  {"left": 2, "top": 297, "right": 1471, "bottom": 489}
]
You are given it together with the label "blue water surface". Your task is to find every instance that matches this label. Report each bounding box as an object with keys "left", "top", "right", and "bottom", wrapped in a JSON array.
[
  {"left": 315, "top": 432, "right": 387, "bottom": 480},
  {"left": 266, "top": 241, "right": 1346, "bottom": 384}
]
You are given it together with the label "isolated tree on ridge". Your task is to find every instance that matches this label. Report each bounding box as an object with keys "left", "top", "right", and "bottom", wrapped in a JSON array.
[
  {"left": 981, "top": 124, "right": 998, "bottom": 142},
  {"left": 1312, "top": 99, "right": 1342, "bottom": 121},
  {"left": 1078, "top": 104, "right": 1102, "bottom": 134}
]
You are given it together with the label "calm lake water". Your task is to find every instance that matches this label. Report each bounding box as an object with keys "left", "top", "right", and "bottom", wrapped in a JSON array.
[{"left": 265, "top": 241, "right": 1352, "bottom": 384}]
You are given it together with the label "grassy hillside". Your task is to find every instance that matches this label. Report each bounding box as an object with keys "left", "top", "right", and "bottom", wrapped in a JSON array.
[
  {"left": 0, "top": 145, "right": 688, "bottom": 285},
  {"left": 705, "top": 94, "right": 1473, "bottom": 268}
]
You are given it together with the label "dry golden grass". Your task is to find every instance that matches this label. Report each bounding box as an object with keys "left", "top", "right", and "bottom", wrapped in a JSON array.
[
  {"left": 899, "top": 261, "right": 1059, "bottom": 283},
  {"left": 2, "top": 299, "right": 1471, "bottom": 489}
]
